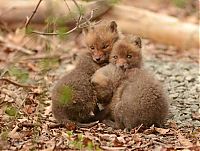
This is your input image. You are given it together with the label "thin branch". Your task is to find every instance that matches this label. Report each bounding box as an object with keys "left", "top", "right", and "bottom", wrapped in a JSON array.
[
  {"left": 48, "top": 123, "right": 65, "bottom": 129},
  {"left": 132, "top": 141, "right": 153, "bottom": 150},
  {"left": 26, "top": 0, "right": 94, "bottom": 36},
  {"left": 0, "top": 77, "right": 37, "bottom": 88},
  {"left": 71, "top": 0, "right": 82, "bottom": 15},
  {"left": 18, "top": 122, "right": 40, "bottom": 128},
  {"left": 25, "top": 0, "right": 43, "bottom": 29},
  {"left": 31, "top": 26, "right": 78, "bottom": 35},
  {"left": 134, "top": 124, "right": 143, "bottom": 134},
  {"left": 63, "top": 0, "right": 76, "bottom": 22}
]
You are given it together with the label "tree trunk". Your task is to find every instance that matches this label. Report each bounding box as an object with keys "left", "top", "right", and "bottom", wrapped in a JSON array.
[
  {"left": 104, "top": 5, "right": 199, "bottom": 49},
  {"left": 0, "top": 0, "right": 110, "bottom": 28}
]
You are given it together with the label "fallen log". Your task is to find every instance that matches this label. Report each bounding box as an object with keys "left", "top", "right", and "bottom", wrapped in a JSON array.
[
  {"left": 0, "top": 0, "right": 110, "bottom": 28},
  {"left": 103, "top": 5, "right": 199, "bottom": 50}
]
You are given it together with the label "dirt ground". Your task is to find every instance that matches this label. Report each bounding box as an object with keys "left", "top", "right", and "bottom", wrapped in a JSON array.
[{"left": 0, "top": 0, "right": 199, "bottom": 150}]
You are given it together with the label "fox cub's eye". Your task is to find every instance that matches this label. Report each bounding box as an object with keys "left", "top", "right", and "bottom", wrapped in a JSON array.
[
  {"left": 127, "top": 55, "right": 132, "bottom": 58},
  {"left": 102, "top": 44, "right": 109, "bottom": 49},
  {"left": 113, "top": 55, "right": 118, "bottom": 59},
  {"left": 90, "top": 46, "right": 95, "bottom": 50}
]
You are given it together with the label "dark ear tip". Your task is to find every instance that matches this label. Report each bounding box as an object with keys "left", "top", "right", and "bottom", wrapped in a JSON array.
[
  {"left": 110, "top": 21, "right": 117, "bottom": 26},
  {"left": 109, "top": 21, "right": 117, "bottom": 32},
  {"left": 133, "top": 36, "right": 142, "bottom": 48}
]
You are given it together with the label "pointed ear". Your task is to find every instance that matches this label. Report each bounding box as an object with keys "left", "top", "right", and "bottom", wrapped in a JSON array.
[
  {"left": 132, "top": 36, "right": 142, "bottom": 48},
  {"left": 109, "top": 21, "right": 117, "bottom": 33}
]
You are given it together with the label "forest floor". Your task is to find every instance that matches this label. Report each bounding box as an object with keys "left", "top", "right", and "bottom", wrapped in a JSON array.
[
  {"left": 0, "top": 33, "right": 199, "bottom": 150},
  {"left": 0, "top": 0, "right": 199, "bottom": 150}
]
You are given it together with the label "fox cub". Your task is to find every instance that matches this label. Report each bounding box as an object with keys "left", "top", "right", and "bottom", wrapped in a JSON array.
[
  {"left": 91, "top": 36, "right": 169, "bottom": 129},
  {"left": 83, "top": 21, "right": 119, "bottom": 64},
  {"left": 51, "top": 21, "right": 120, "bottom": 125}
]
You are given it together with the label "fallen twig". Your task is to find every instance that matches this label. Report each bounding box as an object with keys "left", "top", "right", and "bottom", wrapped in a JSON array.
[
  {"left": 134, "top": 124, "right": 143, "bottom": 134},
  {"left": 48, "top": 123, "right": 65, "bottom": 129},
  {"left": 0, "top": 77, "right": 37, "bottom": 88},
  {"left": 0, "top": 36, "right": 35, "bottom": 55},
  {"left": 18, "top": 122, "right": 40, "bottom": 128},
  {"left": 132, "top": 141, "right": 153, "bottom": 150},
  {"left": 100, "top": 146, "right": 126, "bottom": 150}
]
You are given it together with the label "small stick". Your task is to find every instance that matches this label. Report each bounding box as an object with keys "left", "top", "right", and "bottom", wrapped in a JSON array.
[
  {"left": 24, "top": 0, "right": 95, "bottom": 36},
  {"left": 31, "top": 26, "right": 78, "bottom": 35},
  {"left": 48, "top": 123, "right": 65, "bottom": 129},
  {"left": 18, "top": 122, "right": 40, "bottom": 128},
  {"left": 134, "top": 124, "right": 143, "bottom": 134},
  {"left": 25, "top": 0, "right": 43, "bottom": 28},
  {"left": 132, "top": 141, "right": 153, "bottom": 150},
  {"left": 0, "top": 77, "right": 37, "bottom": 88},
  {"left": 63, "top": 0, "right": 76, "bottom": 22}
]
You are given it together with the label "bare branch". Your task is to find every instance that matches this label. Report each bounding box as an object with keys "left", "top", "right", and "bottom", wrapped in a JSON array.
[
  {"left": 25, "top": 0, "right": 43, "bottom": 29},
  {"left": 0, "top": 77, "right": 37, "bottom": 88},
  {"left": 26, "top": 0, "right": 94, "bottom": 36},
  {"left": 31, "top": 25, "right": 78, "bottom": 35},
  {"left": 63, "top": 0, "right": 76, "bottom": 22}
]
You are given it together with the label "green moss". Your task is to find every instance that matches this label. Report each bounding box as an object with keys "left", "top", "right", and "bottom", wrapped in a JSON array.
[
  {"left": 8, "top": 66, "right": 29, "bottom": 83},
  {"left": 58, "top": 85, "right": 73, "bottom": 105},
  {"left": 5, "top": 106, "right": 18, "bottom": 117}
]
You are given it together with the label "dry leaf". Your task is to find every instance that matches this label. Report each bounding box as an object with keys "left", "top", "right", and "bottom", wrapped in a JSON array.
[
  {"left": 155, "top": 128, "right": 170, "bottom": 135},
  {"left": 65, "top": 122, "right": 76, "bottom": 131},
  {"left": 24, "top": 104, "right": 36, "bottom": 114},
  {"left": 178, "top": 133, "right": 193, "bottom": 147},
  {"left": 113, "top": 137, "right": 124, "bottom": 147},
  {"left": 192, "top": 112, "right": 200, "bottom": 121}
]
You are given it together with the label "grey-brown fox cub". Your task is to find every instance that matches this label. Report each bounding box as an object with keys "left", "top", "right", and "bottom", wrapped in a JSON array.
[
  {"left": 91, "top": 36, "right": 169, "bottom": 129},
  {"left": 51, "top": 21, "right": 120, "bottom": 126}
]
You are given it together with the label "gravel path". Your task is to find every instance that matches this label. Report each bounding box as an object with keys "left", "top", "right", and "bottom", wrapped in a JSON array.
[{"left": 144, "top": 56, "right": 200, "bottom": 128}]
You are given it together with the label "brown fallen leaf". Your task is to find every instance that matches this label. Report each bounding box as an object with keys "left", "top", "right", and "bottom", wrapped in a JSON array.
[
  {"left": 82, "top": 137, "right": 92, "bottom": 147},
  {"left": 24, "top": 104, "right": 36, "bottom": 114},
  {"left": 192, "top": 112, "right": 200, "bottom": 121},
  {"left": 113, "top": 137, "right": 124, "bottom": 147},
  {"left": 177, "top": 133, "right": 193, "bottom": 147},
  {"left": 168, "top": 120, "right": 178, "bottom": 129},
  {"left": 188, "top": 146, "right": 200, "bottom": 151},
  {"left": 65, "top": 122, "right": 77, "bottom": 131},
  {"left": 155, "top": 127, "right": 170, "bottom": 135},
  {"left": 99, "top": 134, "right": 116, "bottom": 141}
]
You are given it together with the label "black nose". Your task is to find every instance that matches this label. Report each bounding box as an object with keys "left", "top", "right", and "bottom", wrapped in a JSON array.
[
  {"left": 95, "top": 58, "right": 101, "bottom": 61},
  {"left": 118, "top": 64, "right": 124, "bottom": 68}
]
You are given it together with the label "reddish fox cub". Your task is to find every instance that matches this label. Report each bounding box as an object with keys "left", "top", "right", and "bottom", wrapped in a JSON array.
[
  {"left": 83, "top": 21, "right": 119, "bottom": 64},
  {"left": 51, "top": 21, "right": 120, "bottom": 126},
  {"left": 91, "top": 36, "right": 169, "bottom": 130}
]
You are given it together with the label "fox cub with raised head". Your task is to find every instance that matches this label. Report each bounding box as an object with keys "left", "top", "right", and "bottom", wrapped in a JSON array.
[
  {"left": 83, "top": 21, "right": 119, "bottom": 64},
  {"left": 51, "top": 21, "right": 120, "bottom": 125},
  {"left": 91, "top": 36, "right": 169, "bottom": 129}
]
